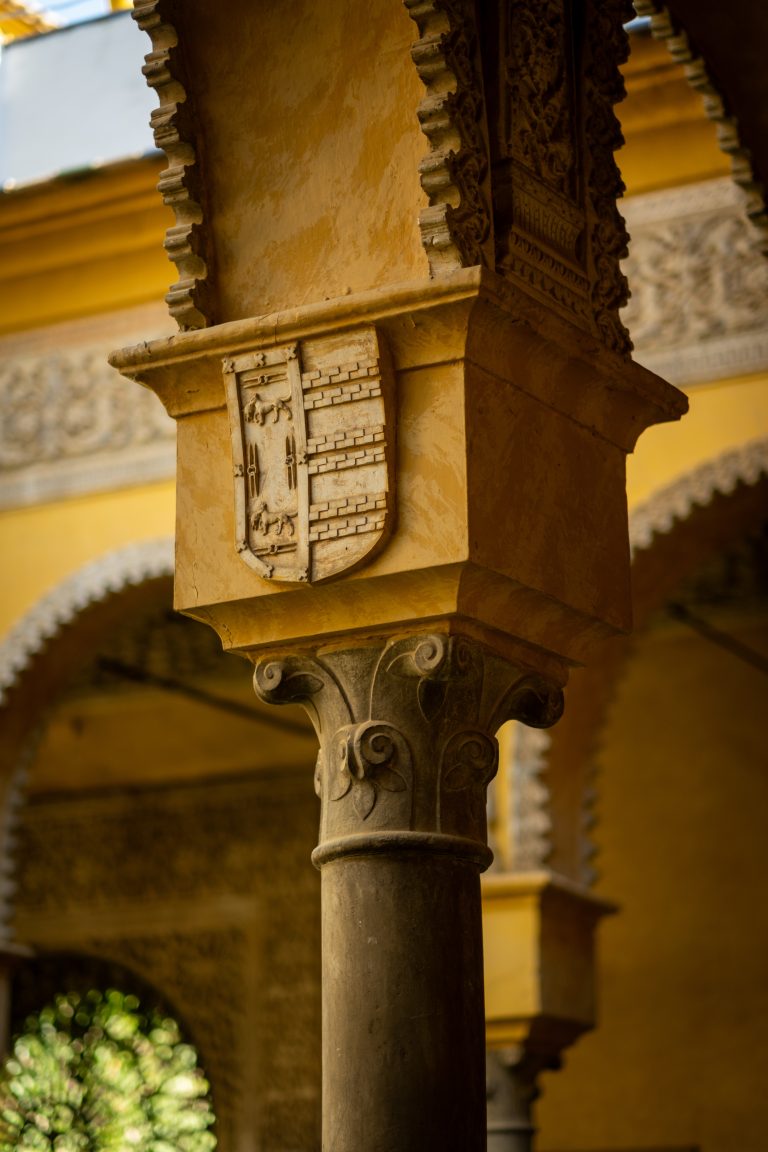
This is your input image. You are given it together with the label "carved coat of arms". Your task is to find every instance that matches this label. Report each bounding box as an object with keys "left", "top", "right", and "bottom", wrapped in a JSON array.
[{"left": 224, "top": 327, "right": 395, "bottom": 583}]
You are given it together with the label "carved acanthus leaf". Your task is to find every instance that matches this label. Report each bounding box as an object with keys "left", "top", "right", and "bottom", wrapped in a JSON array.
[
  {"left": 133, "top": 0, "right": 213, "bottom": 330},
  {"left": 254, "top": 632, "right": 563, "bottom": 851}
]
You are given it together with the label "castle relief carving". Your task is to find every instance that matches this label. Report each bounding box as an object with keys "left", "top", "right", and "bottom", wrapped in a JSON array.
[{"left": 224, "top": 327, "right": 395, "bottom": 583}]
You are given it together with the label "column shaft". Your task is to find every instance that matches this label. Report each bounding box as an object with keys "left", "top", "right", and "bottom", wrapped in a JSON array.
[{"left": 320, "top": 843, "right": 486, "bottom": 1152}]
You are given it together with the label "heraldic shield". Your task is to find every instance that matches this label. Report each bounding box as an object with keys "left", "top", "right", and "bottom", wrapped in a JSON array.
[{"left": 224, "top": 326, "right": 395, "bottom": 583}]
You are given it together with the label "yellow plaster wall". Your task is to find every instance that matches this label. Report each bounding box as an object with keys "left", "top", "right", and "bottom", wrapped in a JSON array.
[
  {"left": 0, "top": 160, "right": 174, "bottom": 336},
  {"left": 537, "top": 611, "right": 768, "bottom": 1152},
  {"left": 177, "top": 0, "right": 428, "bottom": 322},
  {"left": 627, "top": 373, "right": 768, "bottom": 508},
  {"left": 619, "top": 33, "right": 730, "bottom": 193},
  {"left": 0, "top": 482, "right": 175, "bottom": 636}
]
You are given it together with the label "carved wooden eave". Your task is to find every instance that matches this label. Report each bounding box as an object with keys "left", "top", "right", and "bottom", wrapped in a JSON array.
[{"left": 133, "top": 0, "right": 213, "bottom": 330}]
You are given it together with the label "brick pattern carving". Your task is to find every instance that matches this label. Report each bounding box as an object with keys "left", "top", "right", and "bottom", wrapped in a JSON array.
[
  {"left": 634, "top": 0, "right": 768, "bottom": 254},
  {"left": 622, "top": 178, "right": 768, "bottom": 385},
  {"left": 224, "top": 327, "right": 395, "bottom": 584},
  {"left": 253, "top": 632, "right": 563, "bottom": 853},
  {"left": 405, "top": 0, "right": 494, "bottom": 273},
  {"left": 133, "top": 0, "right": 213, "bottom": 329}
]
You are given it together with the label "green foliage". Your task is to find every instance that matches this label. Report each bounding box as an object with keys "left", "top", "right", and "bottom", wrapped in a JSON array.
[{"left": 0, "top": 988, "right": 216, "bottom": 1151}]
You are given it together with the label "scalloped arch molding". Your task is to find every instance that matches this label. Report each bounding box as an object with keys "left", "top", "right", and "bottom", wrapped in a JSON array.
[{"left": 0, "top": 438, "right": 766, "bottom": 931}]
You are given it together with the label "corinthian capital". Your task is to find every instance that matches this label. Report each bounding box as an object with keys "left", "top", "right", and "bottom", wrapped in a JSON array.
[{"left": 253, "top": 632, "right": 563, "bottom": 862}]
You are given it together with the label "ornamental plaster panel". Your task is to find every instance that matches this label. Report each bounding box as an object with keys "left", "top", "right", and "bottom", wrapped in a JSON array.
[
  {"left": 621, "top": 178, "right": 768, "bottom": 385},
  {"left": 0, "top": 305, "right": 175, "bottom": 510}
]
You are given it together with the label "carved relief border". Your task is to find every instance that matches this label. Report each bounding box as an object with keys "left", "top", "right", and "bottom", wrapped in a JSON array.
[
  {"left": 0, "top": 319, "right": 175, "bottom": 510},
  {"left": 405, "top": 0, "right": 494, "bottom": 274},
  {"left": 583, "top": 0, "right": 634, "bottom": 357},
  {"left": 133, "top": 0, "right": 214, "bottom": 329},
  {"left": 621, "top": 177, "right": 768, "bottom": 385},
  {"left": 634, "top": 0, "right": 768, "bottom": 254}
]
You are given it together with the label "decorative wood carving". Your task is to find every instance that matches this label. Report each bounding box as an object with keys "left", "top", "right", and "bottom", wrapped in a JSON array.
[
  {"left": 253, "top": 632, "right": 563, "bottom": 852},
  {"left": 484, "top": 0, "right": 633, "bottom": 355},
  {"left": 629, "top": 437, "right": 768, "bottom": 555},
  {"left": 405, "top": 0, "right": 495, "bottom": 273},
  {"left": 224, "top": 327, "right": 395, "bottom": 583},
  {"left": 634, "top": 0, "right": 768, "bottom": 254},
  {"left": 133, "top": 0, "right": 213, "bottom": 330},
  {"left": 408, "top": 0, "right": 634, "bottom": 355}
]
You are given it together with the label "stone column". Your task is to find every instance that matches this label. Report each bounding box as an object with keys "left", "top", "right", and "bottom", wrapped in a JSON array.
[
  {"left": 486, "top": 1048, "right": 545, "bottom": 1152},
  {"left": 253, "top": 632, "right": 562, "bottom": 1152}
]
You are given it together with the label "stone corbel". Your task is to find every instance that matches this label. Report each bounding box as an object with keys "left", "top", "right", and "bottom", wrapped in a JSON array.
[{"left": 483, "top": 871, "right": 615, "bottom": 1149}]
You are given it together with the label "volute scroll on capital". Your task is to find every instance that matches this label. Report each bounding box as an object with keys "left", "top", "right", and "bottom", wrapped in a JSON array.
[{"left": 252, "top": 632, "right": 564, "bottom": 856}]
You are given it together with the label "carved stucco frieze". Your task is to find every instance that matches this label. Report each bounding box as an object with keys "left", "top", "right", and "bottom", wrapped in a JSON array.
[
  {"left": 405, "top": 0, "right": 495, "bottom": 273},
  {"left": 622, "top": 178, "right": 768, "bottom": 385},
  {"left": 133, "top": 0, "right": 213, "bottom": 329},
  {"left": 0, "top": 340, "right": 174, "bottom": 510},
  {"left": 253, "top": 632, "right": 563, "bottom": 858}
]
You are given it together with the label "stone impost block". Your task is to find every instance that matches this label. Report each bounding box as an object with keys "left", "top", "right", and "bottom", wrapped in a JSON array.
[
  {"left": 111, "top": 267, "right": 686, "bottom": 674},
  {"left": 482, "top": 870, "right": 616, "bottom": 1056}
]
